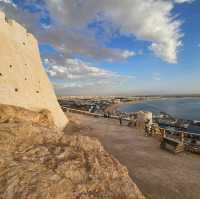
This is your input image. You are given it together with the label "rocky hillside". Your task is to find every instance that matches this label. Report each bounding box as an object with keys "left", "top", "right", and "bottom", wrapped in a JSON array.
[{"left": 0, "top": 104, "right": 145, "bottom": 199}]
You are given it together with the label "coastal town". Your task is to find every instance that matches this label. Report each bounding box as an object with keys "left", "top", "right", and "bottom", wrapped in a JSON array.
[
  {"left": 58, "top": 95, "right": 160, "bottom": 115},
  {"left": 58, "top": 96, "right": 200, "bottom": 154}
]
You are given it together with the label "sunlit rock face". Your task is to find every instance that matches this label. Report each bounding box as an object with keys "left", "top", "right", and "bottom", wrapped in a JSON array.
[
  {"left": 0, "top": 105, "right": 145, "bottom": 199},
  {"left": 0, "top": 104, "right": 55, "bottom": 128},
  {"left": 0, "top": 11, "right": 68, "bottom": 129}
]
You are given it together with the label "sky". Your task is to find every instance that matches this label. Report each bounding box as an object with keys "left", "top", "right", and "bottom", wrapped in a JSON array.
[{"left": 0, "top": 0, "right": 200, "bottom": 96}]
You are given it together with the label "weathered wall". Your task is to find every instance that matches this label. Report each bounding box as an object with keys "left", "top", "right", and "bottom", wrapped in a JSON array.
[
  {"left": 0, "top": 11, "right": 68, "bottom": 129},
  {"left": 135, "top": 111, "right": 153, "bottom": 129}
]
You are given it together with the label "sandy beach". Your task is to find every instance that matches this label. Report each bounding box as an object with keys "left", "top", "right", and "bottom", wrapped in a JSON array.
[{"left": 105, "top": 99, "right": 144, "bottom": 113}]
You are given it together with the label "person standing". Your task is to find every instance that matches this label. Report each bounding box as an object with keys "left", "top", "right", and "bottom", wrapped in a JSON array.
[{"left": 119, "top": 116, "right": 123, "bottom": 125}]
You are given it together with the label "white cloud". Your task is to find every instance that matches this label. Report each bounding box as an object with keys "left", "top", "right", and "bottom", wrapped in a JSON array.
[
  {"left": 0, "top": 0, "right": 16, "bottom": 7},
  {"left": 153, "top": 73, "right": 161, "bottom": 81},
  {"left": 0, "top": 0, "right": 186, "bottom": 63},
  {"left": 0, "top": 0, "right": 9, "bottom": 3},
  {"left": 47, "top": 0, "right": 183, "bottom": 63},
  {"left": 0, "top": 1, "right": 135, "bottom": 62},
  {"left": 174, "top": 0, "right": 193, "bottom": 4},
  {"left": 47, "top": 58, "right": 114, "bottom": 81},
  {"left": 45, "top": 58, "right": 135, "bottom": 89},
  {"left": 121, "top": 50, "right": 135, "bottom": 59},
  {"left": 37, "top": 27, "right": 135, "bottom": 61}
]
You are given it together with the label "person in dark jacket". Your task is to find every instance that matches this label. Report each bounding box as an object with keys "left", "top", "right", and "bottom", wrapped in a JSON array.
[{"left": 119, "top": 116, "right": 123, "bottom": 125}]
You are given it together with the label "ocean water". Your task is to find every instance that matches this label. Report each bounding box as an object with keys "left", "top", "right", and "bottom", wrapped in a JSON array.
[{"left": 119, "top": 98, "right": 200, "bottom": 121}]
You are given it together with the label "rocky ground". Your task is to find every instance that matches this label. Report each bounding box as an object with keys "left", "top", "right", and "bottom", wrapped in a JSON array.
[
  {"left": 65, "top": 112, "right": 200, "bottom": 199},
  {"left": 0, "top": 104, "right": 144, "bottom": 199}
]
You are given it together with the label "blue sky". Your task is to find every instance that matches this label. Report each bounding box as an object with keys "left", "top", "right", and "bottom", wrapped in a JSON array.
[{"left": 0, "top": 0, "right": 200, "bottom": 95}]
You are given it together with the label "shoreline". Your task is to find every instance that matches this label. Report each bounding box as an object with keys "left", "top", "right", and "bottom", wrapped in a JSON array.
[
  {"left": 106, "top": 96, "right": 200, "bottom": 114},
  {"left": 105, "top": 99, "right": 144, "bottom": 113},
  {"left": 104, "top": 97, "right": 163, "bottom": 113}
]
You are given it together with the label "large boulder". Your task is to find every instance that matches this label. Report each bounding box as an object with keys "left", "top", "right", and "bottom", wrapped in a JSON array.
[
  {"left": 0, "top": 105, "right": 145, "bottom": 199},
  {"left": 0, "top": 11, "right": 68, "bottom": 129}
]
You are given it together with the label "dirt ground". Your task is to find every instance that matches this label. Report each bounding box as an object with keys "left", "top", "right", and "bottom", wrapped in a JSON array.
[{"left": 64, "top": 112, "right": 200, "bottom": 199}]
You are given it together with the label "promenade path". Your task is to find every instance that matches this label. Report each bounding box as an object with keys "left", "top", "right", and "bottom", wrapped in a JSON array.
[{"left": 64, "top": 112, "right": 200, "bottom": 199}]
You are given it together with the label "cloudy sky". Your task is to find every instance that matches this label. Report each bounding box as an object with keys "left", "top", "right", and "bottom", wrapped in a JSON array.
[{"left": 0, "top": 0, "right": 199, "bottom": 96}]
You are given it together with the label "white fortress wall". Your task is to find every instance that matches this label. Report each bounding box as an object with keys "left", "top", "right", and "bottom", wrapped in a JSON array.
[{"left": 0, "top": 11, "right": 68, "bottom": 129}]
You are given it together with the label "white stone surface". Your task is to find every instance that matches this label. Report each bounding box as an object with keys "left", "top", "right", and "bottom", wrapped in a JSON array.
[
  {"left": 136, "top": 111, "right": 153, "bottom": 129},
  {"left": 0, "top": 11, "right": 68, "bottom": 129}
]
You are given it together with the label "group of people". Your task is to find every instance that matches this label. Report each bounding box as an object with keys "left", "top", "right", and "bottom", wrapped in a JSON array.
[
  {"left": 103, "top": 111, "right": 153, "bottom": 131},
  {"left": 103, "top": 111, "right": 111, "bottom": 118},
  {"left": 103, "top": 111, "right": 124, "bottom": 125}
]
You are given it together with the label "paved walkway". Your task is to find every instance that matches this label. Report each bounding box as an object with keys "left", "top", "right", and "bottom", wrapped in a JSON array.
[{"left": 65, "top": 113, "right": 200, "bottom": 199}]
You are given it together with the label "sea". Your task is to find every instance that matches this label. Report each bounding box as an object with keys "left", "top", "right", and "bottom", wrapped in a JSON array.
[{"left": 118, "top": 97, "right": 200, "bottom": 133}]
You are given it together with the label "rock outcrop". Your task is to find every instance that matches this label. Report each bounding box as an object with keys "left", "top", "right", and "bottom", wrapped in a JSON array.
[
  {"left": 0, "top": 105, "right": 145, "bottom": 199},
  {"left": 0, "top": 104, "right": 55, "bottom": 128},
  {"left": 0, "top": 11, "right": 68, "bottom": 129}
]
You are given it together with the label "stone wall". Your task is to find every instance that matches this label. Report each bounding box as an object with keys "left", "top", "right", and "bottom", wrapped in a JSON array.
[
  {"left": 0, "top": 11, "right": 68, "bottom": 129},
  {"left": 135, "top": 111, "right": 153, "bottom": 129}
]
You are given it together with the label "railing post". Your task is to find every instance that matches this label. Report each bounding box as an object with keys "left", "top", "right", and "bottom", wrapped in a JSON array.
[
  {"left": 160, "top": 128, "right": 166, "bottom": 139},
  {"left": 180, "top": 132, "right": 184, "bottom": 143}
]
